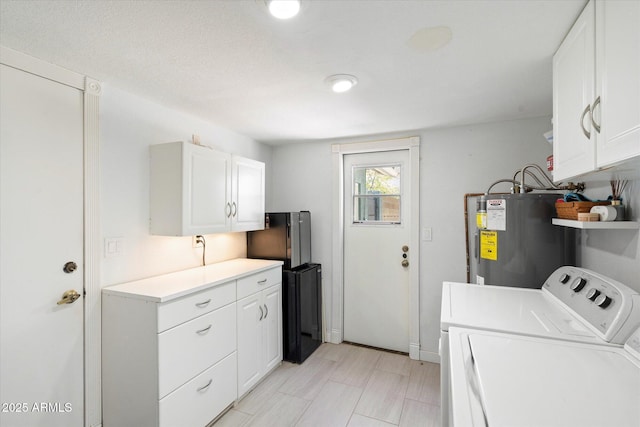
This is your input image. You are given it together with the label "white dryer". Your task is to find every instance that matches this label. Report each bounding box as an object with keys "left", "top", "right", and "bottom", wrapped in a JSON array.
[
  {"left": 448, "top": 325, "right": 640, "bottom": 427},
  {"left": 440, "top": 266, "right": 640, "bottom": 427}
]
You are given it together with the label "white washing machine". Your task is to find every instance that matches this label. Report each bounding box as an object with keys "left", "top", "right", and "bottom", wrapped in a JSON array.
[
  {"left": 448, "top": 325, "right": 640, "bottom": 426},
  {"left": 440, "top": 266, "right": 640, "bottom": 427}
]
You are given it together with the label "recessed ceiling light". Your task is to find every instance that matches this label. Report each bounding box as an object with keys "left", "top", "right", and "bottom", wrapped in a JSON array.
[
  {"left": 325, "top": 74, "right": 358, "bottom": 93},
  {"left": 268, "top": 0, "right": 301, "bottom": 20}
]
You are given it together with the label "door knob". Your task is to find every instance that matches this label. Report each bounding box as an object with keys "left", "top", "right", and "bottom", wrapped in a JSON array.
[
  {"left": 57, "top": 289, "right": 81, "bottom": 305},
  {"left": 402, "top": 259, "right": 409, "bottom": 267}
]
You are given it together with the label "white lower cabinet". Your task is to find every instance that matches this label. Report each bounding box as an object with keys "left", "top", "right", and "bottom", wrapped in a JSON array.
[
  {"left": 237, "top": 276, "right": 283, "bottom": 397},
  {"left": 159, "top": 353, "right": 237, "bottom": 427},
  {"left": 102, "top": 259, "right": 283, "bottom": 427},
  {"left": 157, "top": 302, "right": 236, "bottom": 399}
]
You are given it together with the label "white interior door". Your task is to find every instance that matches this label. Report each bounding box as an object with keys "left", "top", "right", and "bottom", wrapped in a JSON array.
[
  {"left": 343, "top": 150, "right": 411, "bottom": 352},
  {"left": 1, "top": 64, "right": 84, "bottom": 426}
]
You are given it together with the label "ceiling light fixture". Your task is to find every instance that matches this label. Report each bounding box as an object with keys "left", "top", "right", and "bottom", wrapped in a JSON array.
[
  {"left": 325, "top": 74, "right": 358, "bottom": 93},
  {"left": 268, "top": 0, "right": 301, "bottom": 20}
]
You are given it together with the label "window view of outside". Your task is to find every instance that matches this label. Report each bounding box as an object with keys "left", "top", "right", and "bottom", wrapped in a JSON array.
[{"left": 353, "top": 164, "right": 401, "bottom": 223}]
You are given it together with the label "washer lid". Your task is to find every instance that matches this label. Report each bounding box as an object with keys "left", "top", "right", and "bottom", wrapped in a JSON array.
[
  {"left": 451, "top": 327, "right": 640, "bottom": 427},
  {"left": 441, "top": 282, "right": 602, "bottom": 344}
]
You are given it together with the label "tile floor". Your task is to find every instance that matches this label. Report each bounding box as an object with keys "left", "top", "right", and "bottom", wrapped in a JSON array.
[{"left": 213, "top": 343, "right": 441, "bottom": 427}]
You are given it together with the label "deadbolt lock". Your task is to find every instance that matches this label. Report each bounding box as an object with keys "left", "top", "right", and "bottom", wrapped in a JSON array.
[
  {"left": 63, "top": 261, "right": 77, "bottom": 274},
  {"left": 402, "top": 245, "right": 409, "bottom": 253}
]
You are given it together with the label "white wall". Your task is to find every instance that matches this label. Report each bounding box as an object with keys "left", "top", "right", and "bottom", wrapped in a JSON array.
[
  {"left": 578, "top": 178, "right": 639, "bottom": 291},
  {"left": 269, "top": 116, "right": 555, "bottom": 359},
  {"left": 100, "top": 85, "right": 272, "bottom": 286}
]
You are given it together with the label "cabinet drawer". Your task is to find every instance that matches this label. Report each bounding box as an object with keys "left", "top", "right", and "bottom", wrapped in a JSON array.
[
  {"left": 159, "top": 352, "right": 237, "bottom": 427},
  {"left": 157, "top": 280, "right": 235, "bottom": 332},
  {"left": 158, "top": 302, "right": 236, "bottom": 399},
  {"left": 237, "top": 267, "right": 281, "bottom": 300}
]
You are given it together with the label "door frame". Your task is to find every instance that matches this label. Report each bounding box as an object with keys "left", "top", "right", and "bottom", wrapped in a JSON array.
[
  {"left": 1, "top": 46, "right": 102, "bottom": 427},
  {"left": 331, "top": 136, "right": 420, "bottom": 359}
]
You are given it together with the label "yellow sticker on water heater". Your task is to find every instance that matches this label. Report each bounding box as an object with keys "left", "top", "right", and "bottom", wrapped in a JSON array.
[{"left": 480, "top": 231, "right": 498, "bottom": 261}]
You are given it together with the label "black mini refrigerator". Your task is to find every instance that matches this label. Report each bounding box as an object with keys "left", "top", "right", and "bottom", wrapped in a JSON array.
[
  {"left": 283, "top": 263, "right": 322, "bottom": 364},
  {"left": 247, "top": 212, "right": 311, "bottom": 270},
  {"left": 248, "top": 212, "right": 322, "bottom": 363}
]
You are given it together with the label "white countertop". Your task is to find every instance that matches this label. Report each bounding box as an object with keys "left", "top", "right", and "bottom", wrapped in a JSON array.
[{"left": 102, "top": 258, "right": 283, "bottom": 303}]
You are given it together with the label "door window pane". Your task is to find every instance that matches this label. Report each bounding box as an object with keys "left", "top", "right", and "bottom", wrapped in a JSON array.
[{"left": 353, "top": 165, "right": 401, "bottom": 224}]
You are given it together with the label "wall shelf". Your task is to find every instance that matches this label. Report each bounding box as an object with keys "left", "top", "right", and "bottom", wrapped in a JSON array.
[{"left": 552, "top": 218, "right": 640, "bottom": 229}]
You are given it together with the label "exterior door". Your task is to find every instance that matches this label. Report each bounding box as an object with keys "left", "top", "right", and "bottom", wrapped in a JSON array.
[
  {"left": 0, "top": 64, "right": 84, "bottom": 426},
  {"left": 343, "top": 150, "right": 411, "bottom": 352}
]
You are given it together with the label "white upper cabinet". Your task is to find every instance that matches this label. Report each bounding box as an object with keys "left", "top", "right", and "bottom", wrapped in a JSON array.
[
  {"left": 231, "top": 156, "right": 266, "bottom": 232},
  {"left": 553, "top": 0, "right": 640, "bottom": 182},
  {"left": 594, "top": 0, "right": 640, "bottom": 167},
  {"left": 552, "top": 0, "right": 596, "bottom": 181},
  {"left": 150, "top": 141, "right": 264, "bottom": 236}
]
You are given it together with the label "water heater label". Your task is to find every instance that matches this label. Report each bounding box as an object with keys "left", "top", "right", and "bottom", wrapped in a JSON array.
[
  {"left": 486, "top": 199, "right": 506, "bottom": 231},
  {"left": 480, "top": 231, "right": 498, "bottom": 260}
]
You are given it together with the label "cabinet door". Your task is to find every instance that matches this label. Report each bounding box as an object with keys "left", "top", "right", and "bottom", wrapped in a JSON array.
[
  {"left": 184, "top": 144, "right": 231, "bottom": 235},
  {"left": 552, "top": 0, "right": 596, "bottom": 181},
  {"left": 237, "top": 293, "right": 263, "bottom": 397},
  {"left": 263, "top": 284, "right": 283, "bottom": 373},
  {"left": 595, "top": 0, "right": 640, "bottom": 167},
  {"left": 231, "top": 155, "right": 265, "bottom": 232}
]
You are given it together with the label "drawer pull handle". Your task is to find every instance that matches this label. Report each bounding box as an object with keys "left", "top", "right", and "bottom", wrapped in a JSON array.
[
  {"left": 196, "top": 325, "right": 212, "bottom": 334},
  {"left": 197, "top": 379, "right": 213, "bottom": 392},
  {"left": 257, "top": 279, "right": 267, "bottom": 285},
  {"left": 259, "top": 305, "right": 264, "bottom": 321},
  {"left": 195, "top": 299, "right": 211, "bottom": 308},
  {"left": 263, "top": 304, "right": 268, "bottom": 319}
]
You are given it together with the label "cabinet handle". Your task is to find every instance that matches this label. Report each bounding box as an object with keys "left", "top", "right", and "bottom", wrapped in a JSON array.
[
  {"left": 196, "top": 324, "right": 212, "bottom": 334},
  {"left": 232, "top": 202, "right": 237, "bottom": 217},
  {"left": 197, "top": 379, "right": 213, "bottom": 392},
  {"left": 580, "top": 104, "right": 591, "bottom": 139},
  {"left": 257, "top": 279, "right": 267, "bottom": 285},
  {"left": 259, "top": 305, "right": 264, "bottom": 321},
  {"left": 263, "top": 304, "right": 268, "bottom": 319},
  {"left": 195, "top": 299, "right": 211, "bottom": 308},
  {"left": 226, "top": 202, "right": 232, "bottom": 218},
  {"left": 591, "top": 96, "right": 601, "bottom": 134}
]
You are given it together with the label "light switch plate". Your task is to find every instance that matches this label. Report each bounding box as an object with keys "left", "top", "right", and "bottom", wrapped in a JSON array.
[
  {"left": 105, "top": 237, "right": 125, "bottom": 258},
  {"left": 422, "top": 227, "right": 432, "bottom": 241}
]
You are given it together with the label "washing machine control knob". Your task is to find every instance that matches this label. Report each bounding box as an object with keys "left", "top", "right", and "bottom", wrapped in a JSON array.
[
  {"left": 570, "top": 278, "right": 587, "bottom": 292},
  {"left": 586, "top": 288, "right": 601, "bottom": 301},
  {"left": 559, "top": 273, "right": 571, "bottom": 284},
  {"left": 595, "top": 294, "right": 613, "bottom": 309}
]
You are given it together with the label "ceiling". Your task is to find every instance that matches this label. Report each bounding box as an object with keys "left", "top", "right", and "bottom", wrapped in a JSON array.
[{"left": 0, "top": 0, "right": 586, "bottom": 145}]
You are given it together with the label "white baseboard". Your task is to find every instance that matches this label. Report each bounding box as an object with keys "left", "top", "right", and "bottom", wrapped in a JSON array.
[{"left": 419, "top": 349, "right": 441, "bottom": 364}]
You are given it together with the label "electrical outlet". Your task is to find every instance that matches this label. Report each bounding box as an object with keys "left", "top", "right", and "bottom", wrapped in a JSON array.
[{"left": 192, "top": 235, "right": 204, "bottom": 248}]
